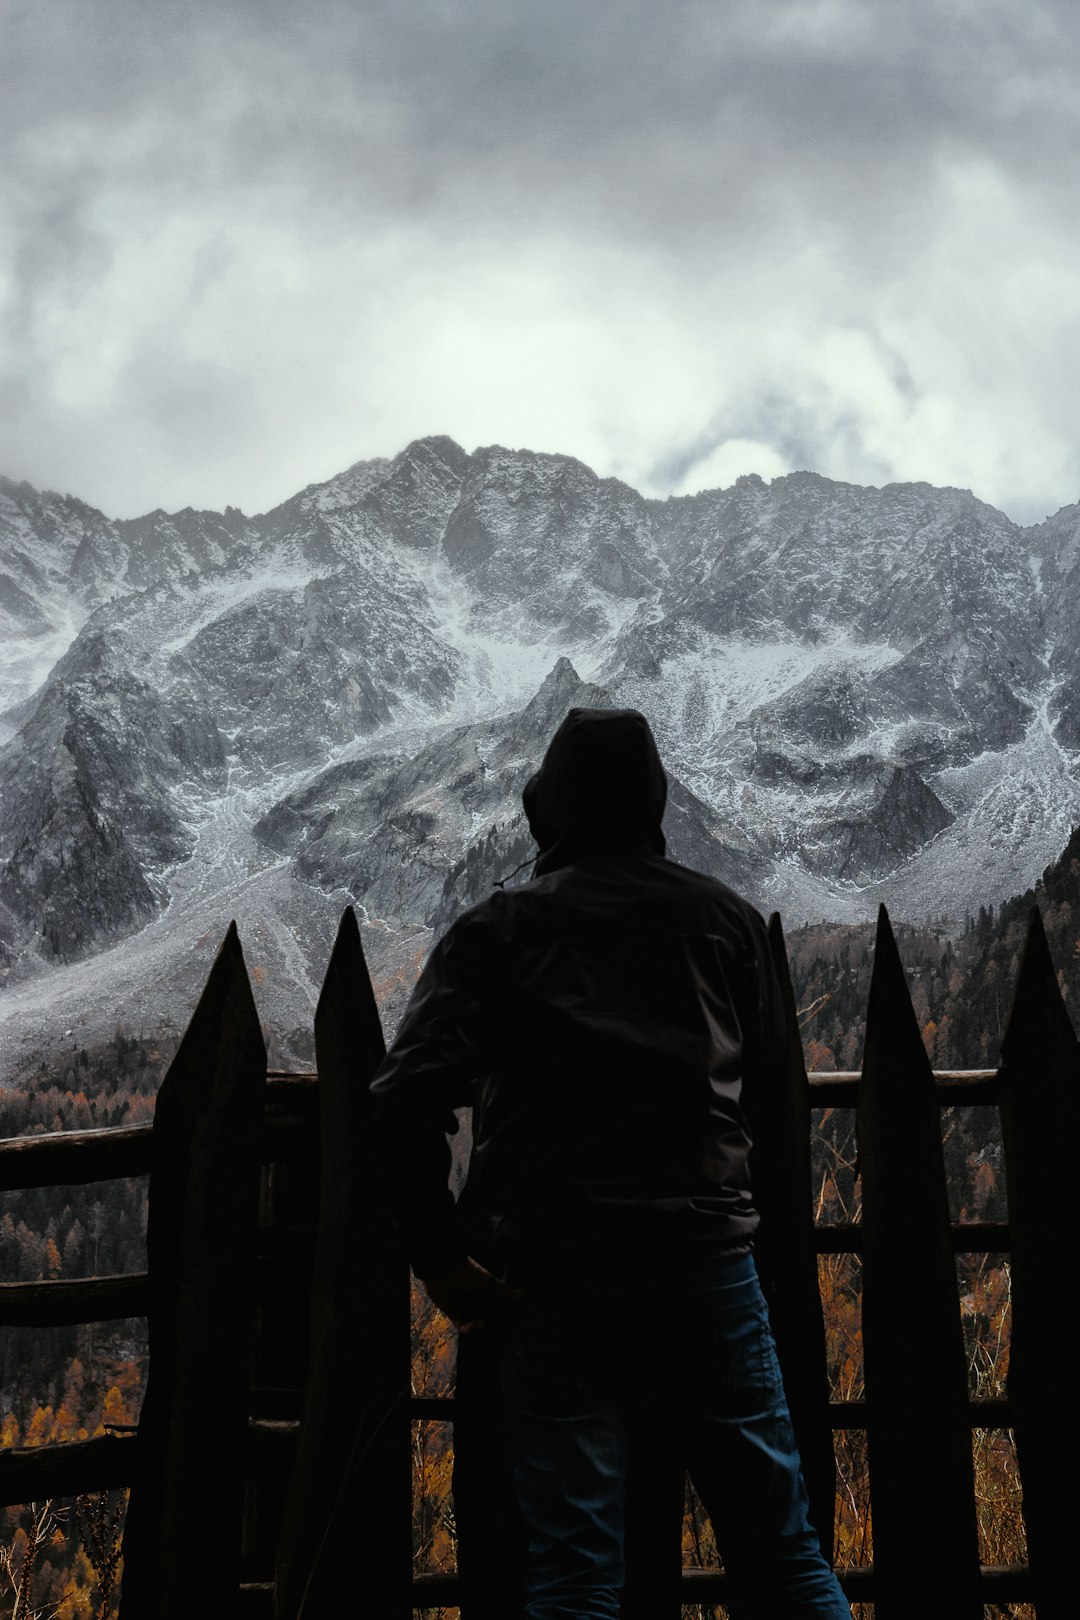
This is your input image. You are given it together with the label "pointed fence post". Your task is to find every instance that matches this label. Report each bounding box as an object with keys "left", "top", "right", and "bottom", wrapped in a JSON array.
[
  {"left": 858, "top": 907, "right": 981, "bottom": 1618},
  {"left": 120, "top": 923, "right": 267, "bottom": 1619},
  {"left": 272, "top": 909, "right": 412, "bottom": 1620},
  {"left": 751, "top": 914, "right": 837, "bottom": 1563},
  {"left": 241, "top": 1069, "right": 321, "bottom": 1583},
  {"left": 998, "top": 908, "right": 1080, "bottom": 1620}
]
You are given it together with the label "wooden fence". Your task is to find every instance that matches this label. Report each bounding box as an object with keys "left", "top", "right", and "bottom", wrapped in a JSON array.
[{"left": 0, "top": 903, "right": 1076, "bottom": 1617}]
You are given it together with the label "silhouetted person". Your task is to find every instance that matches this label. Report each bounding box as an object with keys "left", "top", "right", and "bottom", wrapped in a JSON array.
[{"left": 371, "top": 708, "right": 850, "bottom": 1619}]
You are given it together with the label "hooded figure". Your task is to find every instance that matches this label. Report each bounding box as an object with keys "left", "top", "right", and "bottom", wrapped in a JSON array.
[
  {"left": 371, "top": 706, "right": 773, "bottom": 1277},
  {"left": 369, "top": 708, "right": 850, "bottom": 1620},
  {"left": 522, "top": 706, "right": 668, "bottom": 873}
]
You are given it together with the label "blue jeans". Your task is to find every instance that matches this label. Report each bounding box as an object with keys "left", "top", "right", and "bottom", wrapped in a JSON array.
[{"left": 498, "top": 1248, "right": 850, "bottom": 1620}]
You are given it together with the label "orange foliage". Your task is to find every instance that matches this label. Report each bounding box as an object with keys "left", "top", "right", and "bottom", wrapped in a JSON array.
[
  {"left": 803, "top": 1038, "right": 835, "bottom": 1073},
  {"left": 411, "top": 1278, "right": 457, "bottom": 1580}
]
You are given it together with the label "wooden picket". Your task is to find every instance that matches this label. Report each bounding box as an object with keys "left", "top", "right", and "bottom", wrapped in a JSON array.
[
  {"left": 0, "top": 901, "right": 1076, "bottom": 1614},
  {"left": 240, "top": 1069, "right": 321, "bottom": 1591},
  {"left": 856, "top": 906, "right": 982, "bottom": 1616},
  {"left": 758, "top": 914, "right": 836, "bottom": 1561},
  {"left": 118, "top": 921, "right": 267, "bottom": 1619},
  {"left": 271, "top": 906, "right": 412, "bottom": 1620},
  {"left": 998, "top": 909, "right": 1080, "bottom": 1620}
]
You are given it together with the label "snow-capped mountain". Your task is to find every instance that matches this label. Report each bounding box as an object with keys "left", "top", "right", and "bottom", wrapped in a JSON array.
[{"left": 2, "top": 438, "right": 1078, "bottom": 1069}]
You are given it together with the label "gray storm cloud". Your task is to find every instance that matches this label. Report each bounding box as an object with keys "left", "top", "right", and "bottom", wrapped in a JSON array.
[{"left": 1, "top": 0, "right": 1078, "bottom": 520}]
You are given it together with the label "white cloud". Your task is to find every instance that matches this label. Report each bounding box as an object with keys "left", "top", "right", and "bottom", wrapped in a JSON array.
[
  {"left": 1, "top": 0, "right": 1079, "bottom": 523},
  {"left": 672, "top": 440, "right": 791, "bottom": 495}
]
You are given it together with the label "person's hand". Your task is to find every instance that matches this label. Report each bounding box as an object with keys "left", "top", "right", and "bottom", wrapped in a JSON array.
[{"left": 421, "top": 1257, "right": 524, "bottom": 1334}]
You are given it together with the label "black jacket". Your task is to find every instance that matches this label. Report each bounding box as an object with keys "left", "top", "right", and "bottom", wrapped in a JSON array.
[{"left": 369, "top": 708, "right": 789, "bottom": 1279}]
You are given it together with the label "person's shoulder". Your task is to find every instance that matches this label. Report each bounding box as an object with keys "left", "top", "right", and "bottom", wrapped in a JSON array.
[
  {"left": 436, "top": 891, "right": 505, "bottom": 939},
  {"left": 421, "top": 894, "right": 513, "bottom": 987},
  {"left": 436, "top": 879, "right": 542, "bottom": 942},
  {"left": 653, "top": 855, "right": 770, "bottom": 937}
]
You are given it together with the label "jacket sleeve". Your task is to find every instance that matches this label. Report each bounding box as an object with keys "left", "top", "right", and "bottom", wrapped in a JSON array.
[{"left": 369, "top": 910, "right": 494, "bottom": 1279}]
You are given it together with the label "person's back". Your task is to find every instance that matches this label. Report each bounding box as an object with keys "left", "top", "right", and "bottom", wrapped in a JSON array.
[
  {"left": 371, "top": 708, "right": 850, "bottom": 1619},
  {"left": 448, "top": 850, "right": 776, "bottom": 1280}
]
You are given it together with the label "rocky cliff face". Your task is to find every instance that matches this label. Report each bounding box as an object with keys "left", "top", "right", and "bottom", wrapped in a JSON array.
[
  {"left": 0, "top": 630, "right": 225, "bottom": 960},
  {"left": 255, "top": 655, "right": 766, "bottom": 933},
  {"left": 1, "top": 438, "right": 1078, "bottom": 1059},
  {"left": 1027, "top": 499, "right": 1080, "bottom": 750}
]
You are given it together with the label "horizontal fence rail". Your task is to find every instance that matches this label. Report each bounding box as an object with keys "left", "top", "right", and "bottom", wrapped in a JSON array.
[
  {"left": 0, "top": 903, "right": 1075, "bottom": 1616},
  {"left": 0, "top": 1273, "right": 150, "bottom": 1327},
  {"left": 409, "top": 1561, "right": 1038, "bottom": 1606},
  {"left": 0, "top": 1123, "right": 152, "bottom": 1189},
  {"left": 0, "top": 1076, "right": 319, "bottom": 1191},
  {"left": 807, "top": 1068, "right": 1000, "bottom": 1102}
]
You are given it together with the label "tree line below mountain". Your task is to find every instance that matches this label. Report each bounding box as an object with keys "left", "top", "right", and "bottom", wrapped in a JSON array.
[{"left": 786, "top": 822, "right": 1080, "bottom": 1072}]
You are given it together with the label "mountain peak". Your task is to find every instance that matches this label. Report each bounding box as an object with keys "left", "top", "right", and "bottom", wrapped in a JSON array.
[
  {"left": 4, "top": 438, "right": 1080, "bottom": 1013},
  {"left": 397, "top": 434, "right": 470, "bottom": 467}
]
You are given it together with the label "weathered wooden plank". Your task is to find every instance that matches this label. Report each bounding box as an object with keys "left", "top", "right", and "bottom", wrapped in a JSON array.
[
  {"left": 998, "top": 907, "right": 1080, "bottom": 1620},
  {"left": 0, "top": 1416, "right": 302, "bottom": 1494},
  {"left": 947, "top": 1221, "right": 1011, "bottom": 1251},
  {"left": 813, "top": 1220, "right": 1011, "bottom": 1254},
  {"left": 0, "top": 1072, "right": 998, "bottom": 1191},
  {"left": 248, "top": 1386, "right": 305, "bottom": 1422},
  {"left": 411, "top": 1572, "right": 460, "bottom": 1608},
  {"left": 751, "top": 913, "right": 838, "bottom": 1561},
  {"left": 0, "top": 1073, "right": 996, "bottom": 1172},
  {"left": 0, "top": 1080, "right": 318, "bottom": 1194},
  {"left": 273, "top": 908, "right": 412, "bottom": 1620},
  {"left": 813, "top": 1223, "right": 860, "bottom": 1254},
  {"left": 808, "top": 1070, "right": 998, "bottom": 1085},
  {"left": 857, "top": 906, "right": 982, "bottom": 1619},
  {"left": 0, "top": 1124, "right": 152, "bottom": 1190},
  {"left": 808, "top": 1070, "right": 999, "bottom": 1108},
  {"left": 238, "top": 1585, "right": 274, "bottom": 1619},
  {"left": 243, "top": 1079, "right": 322, "bottom": 1582},
  {"left": 245, "top": 1416, "right": 300, "bottom": 1577},
  {"left": 410, "top": 1395, "right": 455, "bottom": 1421},
  {"left": 679, "top": 1562, "right": 1036, "bottom": 1602},
  {"left": 0, "top": 1434, "right": 138, "bottom": 1501},
  {"left": 826, "top": 1396, "right": 1012, "bottom": 1429},
  {"left": 0, "top": 1272, "right": 149, "bottom": 1326},
  {"left": 408, "top": 1392, "right": 1013, "bottom": 1430},
  {"left": 680, "top": 1563, "right": 1035, "bottom": 1602},
  {"left": 411, "top": 1561, "right": 1037, "bottom": 1608},
  {"left": 119, "top": 922, "right": 267, "bottom": 1620},
  {"left": 247, "top": 1417, "right": 301, "bottom": 1447}
]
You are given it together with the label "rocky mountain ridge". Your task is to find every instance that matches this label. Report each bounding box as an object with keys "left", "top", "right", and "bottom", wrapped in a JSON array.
[{"left": 2, "top": 437, "right": 1079, "bottom": 1068}]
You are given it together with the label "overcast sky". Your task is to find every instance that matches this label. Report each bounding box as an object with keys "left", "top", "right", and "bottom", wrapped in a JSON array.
[{"left": 2, "top": 0, "right": 1078, "bottom": 524}]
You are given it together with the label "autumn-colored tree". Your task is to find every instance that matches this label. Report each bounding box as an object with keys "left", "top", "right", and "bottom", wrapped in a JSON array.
[
  {"left": 23, "top": 1409, "right": 53, "bottom": 1451},
  {"left": 55, "top": 1548, "right": 96, "bottom": 1620},
  {"left": 802, "top": 1037, "right": 835, "bottom": 1073},
  {"left": 72, "top": 1494, "right": 125, "bottom": 1620},
  {"left": 921, "top": 1017, "right": 938, "bottom": 1059},
  {"left": 410, "top": 1279, "right": 457, "bottom": 1590},
  {"left": 95, "top": 1389, "right": 130, "bottom": 1437},
  {"left": 0, "top": 1500, "right": 66, "bottom": 1620}
]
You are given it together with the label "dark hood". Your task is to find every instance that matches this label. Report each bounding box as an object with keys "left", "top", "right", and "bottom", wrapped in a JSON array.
[{"left": 523, "top": 708, "right": 667, "bottom": 875}]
